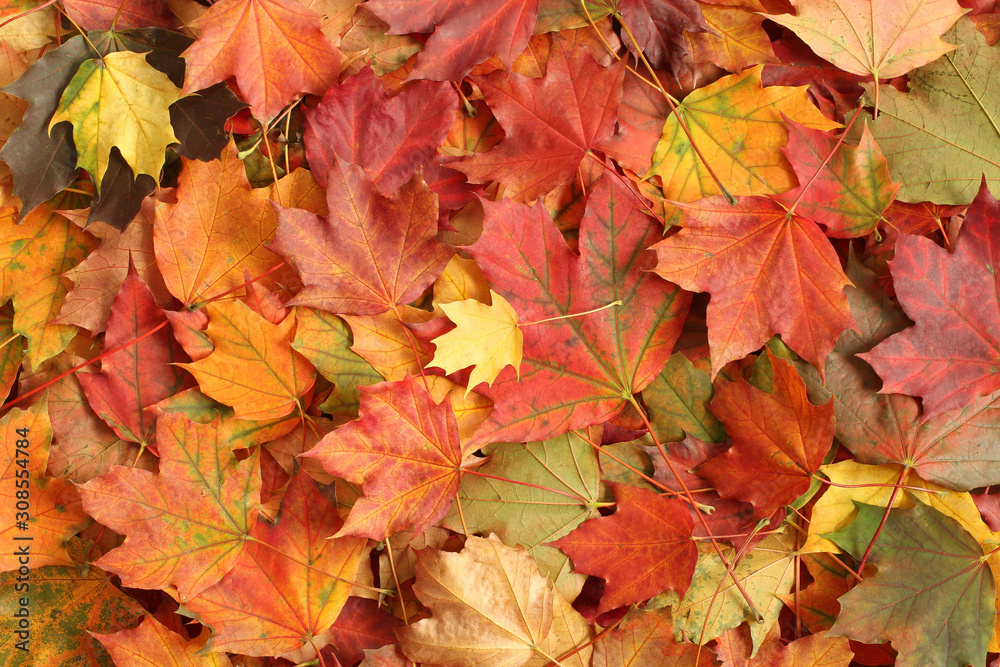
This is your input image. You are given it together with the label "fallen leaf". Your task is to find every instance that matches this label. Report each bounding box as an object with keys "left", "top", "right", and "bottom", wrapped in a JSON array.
[{"left": 396, "top": 534, "right": 554, "bottom": 667}]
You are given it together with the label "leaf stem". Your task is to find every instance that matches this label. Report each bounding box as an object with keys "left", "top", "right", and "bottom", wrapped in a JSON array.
[
  {"left": 613, "top": 11, "right": 736, "bottom": 204},
  {"left": 627, "top": 394, "right": 764, "bottom": 622},
  {"left": 856, "top": 465, "right": 909, "bottom": 574},
  {"left": 0, "top": 0, "right": 58, "bottom": 31},
  {"left": 785, "top": 105, "right": 863, "bottom": 219},
  {"left": 1, "top": 320, "right": 168, "bottom": 413},
  {"left": 519, "top": 300, "right": 621, "bottom": 327}
]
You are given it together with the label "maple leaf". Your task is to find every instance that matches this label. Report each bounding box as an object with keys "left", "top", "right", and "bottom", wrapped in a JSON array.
[
  {"left": 77, "top": 266, "right": 188, "bottom": 448},
  {"left": 272, "top": 157, "right": 451, "bottom": 315},
  {"left": 767, "top": 0, "right": 966, "bottom": 83},
  {"left": 92, "top": 614, "right": 230, "bottom": 667},
  {"left": 153, "top": 142, "right": 311, "bottom": 307},
  {"left": 647, "top": 65, "right": 840, "bottom": 202},
  {"left": 303, "top": 66, "right": 458, "bottom": 193},
  {"left": 50, "top": 51, "right": 181, "bottom": 192},
  {"left": 0, "top": 204, "right": 97, "bottom": 368},
  {"left": 593, "top": 606, "right": 718, "bottom": 667},
  {"left": 438, "top": 431, "right": 602, "bottom": 599},
  {"left": 673, "top": 529, "right": 797, "bottom": 652},
  {"left": 863, "top": 18, "right": 1000, "bottom": 203},
  {"left": 824, "top": 253, "right": 1000, "bottom": 490},
  {"left": 0, "top": 538, "right": 143, "bottom": 666},
  {"left": 650, "top": 195, "right": 855, "bottom": 378},
  {"left": 860, "top": 181, "right": 1000, "bottom": 416},
  {"left": 180, "top": 468, "right": 367, "bottom": 656},
  {"left": 301, "top": 375, "right": 470, "bottom": 540},
  {"left": 466, "top": 173, "right": 690, "bottom": 445},
  {"left": 616, "top": 0, "right": 706, "bottom": 76},
  {"left": 454, "top": 40, "right": 626, "bottom": 203},
  {"left": 698, "top": 350, "right": 834, "bottom": 519},
  {"left": 827, "top": 500, "right": 994, "bottom": 667},
  {"left": 367, "top": 0, "right": 539, "bottom": 81},
  {"left": 430, "top": 290, "right": 523, "bottom": 396},
  {"left": 776, "top": 119, "right": 899, "bottom": 238},
  {"left": 396, "top": 534, "right": 554, "bottom": 667},
  {"left": 644, "top": 351, "right": 726, "bottom": 444},
  {"left": 179, "top": 300, "right": 316, "bottom": 421},
  {"left": 552, "top": 482, "right": 697, "bottom": 616},
  {"left": 0, "top": 35, "right": 93, "bottom": 217},
  {"left": 77, "top": 411, "right": 261, "bottom": 602},
  {"left": 181, "top": 0, "right": 343, "bottom": 120},
  {"left": 290, "top": 306, "right": 384, "bottom": 421},
  {"left": 685, "top": 0, "right": 777, "bottom": 74},
  {"left": 0, "top": 398, "right": 89, "bottom": 571},
  {"left": 56, "top": 202, "right": 170, "bottom": 334}
]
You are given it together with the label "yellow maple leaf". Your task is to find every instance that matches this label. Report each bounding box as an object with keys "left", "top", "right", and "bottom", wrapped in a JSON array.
[
  {"left": 647, "top": 64, "right": 839, "bottom": 202},
  {"left": 49, "top": 51, "right": 181, "bottom": 192},
  {"left": 431, "top": 290, "right": 523, "bottom": 396}
]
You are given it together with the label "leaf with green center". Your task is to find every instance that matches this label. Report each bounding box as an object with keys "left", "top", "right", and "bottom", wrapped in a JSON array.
[
  {"left": 827, "top": 501, "right": 994, "bottom": 667},
  {"left": 776, "top": 120, "right": 899, "bottom": 238},
  {"left": 647, "top": 65, "right": 840, "bottom": 203},
  {"left": 438, "top": 431, "right": 601, "bottom": 600},
  {"left": 179, "top": 300, "right": 316, "bottom": 421},
  {"left": 290, "top": 307, "right": 383, "bottom": 423},
  {"left": 644, "top": 351, "right": 726, "bottom": 444},
  {"left": 672, "top": 529, "right": 796, "bottom": 653},
  {"left": 77, "top": 411, "right": 261, "bottom": 602},
  {"left": 0, "top": 538, "right": 143, "bottom": 667},
  {"left": 180, "top": 468, "right": 367, "bottom": 656},
  {"left": 49, "top": 51, "right": 181, "bottom": 192},
  {"left": 466, "top": 173, "right": 690, "bottom": 446},
  {"left": 862, "top": 18, "right": 1000, "bottom": 204}
]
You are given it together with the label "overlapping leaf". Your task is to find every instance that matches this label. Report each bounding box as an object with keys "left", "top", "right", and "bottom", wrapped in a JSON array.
[
  {"left": 302, "top": 375, "right": 468, "bottom": 540},
  {"left": 828, "top": 501, "right": 994, "bottom": 667},
  {"left": 78, "top": 411, "right": 261, "bottom": 602},
  {"left": 466, "top": 173, "right": 690, "bottom": 445},
  {"left": 455, "top": 40, "right": 626, "bottom": 203},
  {"left": 861, "top": 182, "right": 1000, "bottom": 416},
  {"left": 181, "top": 0, "right": 342, "bottom": 120},
  {"left": 650, "top": 196, "right": 855, "bottom": 377}
]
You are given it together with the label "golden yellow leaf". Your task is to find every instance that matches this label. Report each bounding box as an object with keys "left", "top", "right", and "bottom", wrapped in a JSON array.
[
  {"left": 49, "top": 51, "right": 182, "bottom": 192},
  {"left": 397, "top": 534, "right": 555, "bottom": 667},
  {"left": 431, "top": 290, "right": 523, "bottom": 396},
  {"left": 647, "top": 65, "right": 840, "bottom": 202},
  {"left": 178, "top": 301, "right": 316, "bottom": 420},
  {"left": 0, "top": 204, "right": 97, "bottom": 368}
]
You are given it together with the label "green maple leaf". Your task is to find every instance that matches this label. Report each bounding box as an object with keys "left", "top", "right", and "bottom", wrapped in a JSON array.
[{"left": 827, "top": 500, "right": 994, "bottom": 667}]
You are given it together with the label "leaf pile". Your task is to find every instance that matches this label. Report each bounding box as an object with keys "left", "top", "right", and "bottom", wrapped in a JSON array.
[{"left": 1, "top": 1, "right": 1000, "bottom": 666}]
